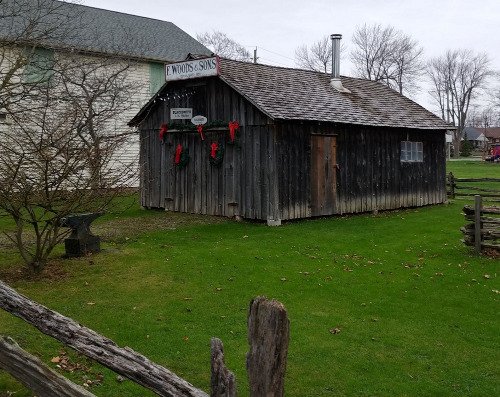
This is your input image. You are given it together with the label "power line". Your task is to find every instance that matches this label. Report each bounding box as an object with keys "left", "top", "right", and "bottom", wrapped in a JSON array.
[
  {"left": 242, "top": 44, "right": 296, "bottom": 63},
  {"left": 259, "top": 47, "right": 295, "bottom": 62},
  {"left": 258, "top": 57, "right": 292, "bottom": 68}
]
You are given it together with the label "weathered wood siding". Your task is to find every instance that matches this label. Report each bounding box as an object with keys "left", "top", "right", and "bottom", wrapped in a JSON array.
[
  {"left": 274, "top": 123, "right": 312, "bottom": 220},
  {"left": 139, "top": 78, "right": 446, "bottom": 222},
  {"left": 139, "top": 77, "right": 277, "bottom": 220},
  {"left": 335, "top": 125, "right": 446, "bottom": 214},
  {"left": 275, "top": 122, "right": 446, "bottom": 219}
]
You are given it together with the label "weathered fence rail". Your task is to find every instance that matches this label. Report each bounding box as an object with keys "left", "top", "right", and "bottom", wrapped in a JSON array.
[
  {"left": 0, "top": 336, "right": 96, "bottom": 397},
  {"left": 447, "top": 172, "right": 500, "bottom": 201},
  {"left": 461, "top": 195, "right": 500, "bottom": 254},
  {"left": 0, "top": 280, "right": 289, "bottom": 397}
]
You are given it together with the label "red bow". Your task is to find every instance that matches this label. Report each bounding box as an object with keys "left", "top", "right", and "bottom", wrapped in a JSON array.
[
  {"left": 174, "top": 144, "right": 183, "bottom": 164},
  {"left": 210, "top": 142, "right": 219, "bottom": 159},
  {"left": 197, "top": 125, "right": 205, "bottom": 141},
  {"left": 159, "top": 123, "right": 168, "bottom": 142},
  {"left": 228, "top": 121, "right": 239, "bottom": 142}
]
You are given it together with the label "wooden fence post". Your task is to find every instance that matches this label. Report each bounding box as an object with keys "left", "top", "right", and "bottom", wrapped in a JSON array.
[
  {"left": 0, "top": 336, "right": 96, "bottom": 397},
  {"left": 210, "top": 338, "right": 236, "bottom": 397},
  {"left": 246, "top": 296, "right": 289, "bottom": 397},
  {"left": 448, "top": 172, "right": 455, "bottom": 199},
  {"left": 475, "top": 195, "right": 482, "bottom": 253}
]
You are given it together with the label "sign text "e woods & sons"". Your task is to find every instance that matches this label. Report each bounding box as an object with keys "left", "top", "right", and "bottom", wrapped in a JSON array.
[{"left": 165, "top": 57, "right": 219, "bottom": 82}]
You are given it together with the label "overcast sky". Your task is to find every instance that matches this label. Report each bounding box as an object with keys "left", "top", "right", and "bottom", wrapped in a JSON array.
[{"left": 82, "top": 0, "right": 498, "bottom": 113}]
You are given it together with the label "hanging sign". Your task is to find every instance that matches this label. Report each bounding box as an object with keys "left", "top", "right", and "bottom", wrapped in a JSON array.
[
  {"left": 170, "top": 108, "right": 193, "bottom": 120},
  {"left": 191, "top": 115, "right": 207, "bottom": 125},
  {"left": 165, "top": 57, "right": 219, "bottom": 81}
]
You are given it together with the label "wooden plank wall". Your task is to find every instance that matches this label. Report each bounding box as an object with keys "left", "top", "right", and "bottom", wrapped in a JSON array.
[
  {"left": 335, "top": 125, "right": 446, "bottom": 214},
  {"left": 275, "top": 123, "right": 312, "bottom": 220},
  {"left": 139, "top": 79, "right": 446, "bottom": 222},
  {"left": 275, "top": 122, "right": 446, "bottom": 219},
  {"left": 138, "top": 77, "right": 276, "bottom": 220}
]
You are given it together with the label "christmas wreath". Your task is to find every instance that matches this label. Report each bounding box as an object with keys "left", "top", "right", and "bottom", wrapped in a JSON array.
[
  {"left": 209, "top": 142, "right": 224, "bottom": 167},
  {"left": 174, "top": 144, "right": 189, "bottom": 168}
]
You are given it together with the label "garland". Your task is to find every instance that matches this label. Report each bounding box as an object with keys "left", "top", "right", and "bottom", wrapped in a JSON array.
[
  {"left": 209, "top": 142, "right": 224, "bottom": 167},
  {"left": 174, "top": 144, "right": 189, "bottom": 168},
  {"left": 166, "top": 120, "right": 227, "bottom": 131}
]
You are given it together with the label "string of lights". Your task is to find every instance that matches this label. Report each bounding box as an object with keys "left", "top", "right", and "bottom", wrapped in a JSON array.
[{"left": 153, "top": 88, "right": 198, "bottom": 104}]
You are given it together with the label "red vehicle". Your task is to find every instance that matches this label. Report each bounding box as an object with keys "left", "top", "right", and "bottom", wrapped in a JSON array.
[{"left": 486, "top": 144, "right": 500, "bottom": 162}]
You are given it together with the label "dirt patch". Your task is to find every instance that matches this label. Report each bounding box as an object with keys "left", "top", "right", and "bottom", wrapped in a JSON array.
[
  {"left": 483, "top": 247, "right": 500, "bottom": 258},
  {"left": 0, "top": 260, "right": 68, "bottom": 284},
  {"left": 95, "top": 211, "right": 226, "bottom": 242}
]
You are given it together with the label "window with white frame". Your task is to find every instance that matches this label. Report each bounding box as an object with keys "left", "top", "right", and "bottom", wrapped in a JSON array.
[{"left": 401, "top": 141, "right": 423, "bottom": 162}]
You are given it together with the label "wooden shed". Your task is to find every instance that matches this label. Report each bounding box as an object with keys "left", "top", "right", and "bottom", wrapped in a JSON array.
[{"left": 129, "top": 56, "right": 450, "bottom": 225}]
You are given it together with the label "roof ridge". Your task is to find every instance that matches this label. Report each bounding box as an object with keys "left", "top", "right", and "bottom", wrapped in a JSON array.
[
  {"left": 221, "top": 57, "right": 350, "bottom": 78},
  {"left": 54, "top": 0, "right": 175, "bottom": 25}
]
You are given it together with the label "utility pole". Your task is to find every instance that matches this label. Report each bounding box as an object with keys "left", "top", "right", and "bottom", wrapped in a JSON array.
[{"left": 253, "top": 47, "right": 257, "bottom": 64}]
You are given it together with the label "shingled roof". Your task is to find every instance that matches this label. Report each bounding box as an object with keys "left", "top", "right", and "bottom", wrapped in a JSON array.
[
  {"left": 1, "top": 0, "right": 211, "bottom": 62},
  {"left": 131, "top": 58, "right": 451, "bottom": 130},
  {"left": 219, "top": 59, "right": 449, "bottom": 130}
]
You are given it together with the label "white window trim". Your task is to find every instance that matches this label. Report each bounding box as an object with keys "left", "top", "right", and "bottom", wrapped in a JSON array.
[{"left": 401, "top": 141, "right": 423, "bottom": 163}]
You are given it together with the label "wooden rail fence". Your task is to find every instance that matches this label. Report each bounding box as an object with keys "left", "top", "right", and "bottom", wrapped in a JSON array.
[
  {"left": 461, "top": 195, "right": 500, "bottom": 254},
  {"left": 447, "top": 172, "right": 500, "bottom": 202},
  {"left": 0, "top": 281, "right": 289, "bottom": 397}
]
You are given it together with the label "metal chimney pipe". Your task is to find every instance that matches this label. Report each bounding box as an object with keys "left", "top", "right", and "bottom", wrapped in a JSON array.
[
  {"left": 330, "top": 33, "right": 342, "bottom": 79},
  {"left": 330, "top": 33, "right": 350, "bottom": 93}
]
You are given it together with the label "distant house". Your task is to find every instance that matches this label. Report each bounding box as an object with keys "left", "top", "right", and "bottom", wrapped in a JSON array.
[
  {"left": 0, "top": 0, "right": 211, "bottom": 182},
  {"left": 463, "top": 127, "right": 487, "bottom": 148},
  {"left": 130, "top": 55, "right": 450, "bottom": 224},
  {"left": 479, "top": 127, "right": 500, "bottom": 145}
]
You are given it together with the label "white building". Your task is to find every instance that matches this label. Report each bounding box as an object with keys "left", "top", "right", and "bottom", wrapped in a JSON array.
[{"left": 0, "top": 0, "right": 211, "bottom": 185}]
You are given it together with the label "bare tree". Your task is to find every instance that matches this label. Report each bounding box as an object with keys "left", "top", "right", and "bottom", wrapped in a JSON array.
[
  {"left": 295, "top": 36, "right": 332, "bottom": 73},
  {"left": 467, "top": 105, "right": 496, "bottom": 128},
  {"left": 0, "top": 0, "right": 77, "bottom": 113},
  {"left": 294, "top": 35, "right": 348, "bottom": 74},
  {"left": 489, "top": 76, "right": 500, "bottom": 125},
  {"left": 0, "top": 0, "right": 139, "bottom": 272},
  {"left": 196, "top": 31, "right": 250, "bottom": 61},
  {"left": 427, "top": 49, "right": 492, "bottom": 156},
  {"left": 350, "top": 23, "right": 423, "bottom": 95}
]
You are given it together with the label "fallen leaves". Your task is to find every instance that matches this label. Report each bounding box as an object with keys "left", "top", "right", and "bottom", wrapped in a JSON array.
[{"left": 50, "top": 349, "right": 103, "bottom": 389}]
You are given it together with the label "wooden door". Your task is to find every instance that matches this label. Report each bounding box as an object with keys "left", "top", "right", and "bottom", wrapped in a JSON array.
[{"left": 310, "top": 134, "right": 337, "bottom": 216}]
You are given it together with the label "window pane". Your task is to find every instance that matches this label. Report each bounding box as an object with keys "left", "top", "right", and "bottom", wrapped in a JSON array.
[
  {"left": 23, "top": 47, "right": 54, "bottom": 84},
  {"left": 150, "top": 62, "right": 165, "bottom": 95},
  {"left": 401, "top": 141, "right": 407, "bottom": 161}
]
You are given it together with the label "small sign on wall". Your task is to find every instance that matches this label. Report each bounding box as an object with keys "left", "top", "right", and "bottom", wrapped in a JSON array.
[
  {"left": 191, "top": 115, "right": 207, "bottom": 125},
  {"left": 170, "top": 108, "right": 193, "bottom": 120}
]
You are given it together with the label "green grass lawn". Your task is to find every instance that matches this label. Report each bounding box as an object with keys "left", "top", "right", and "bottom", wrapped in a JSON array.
[
  {"left": 447, "top": 159, "right": 500, "bottom": 179},
  {"left": 0, "top": 163, "right": 498, "bottom": 396},
  {"left": 446, "top": 160, "right": 500, "bottom": 202}
]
